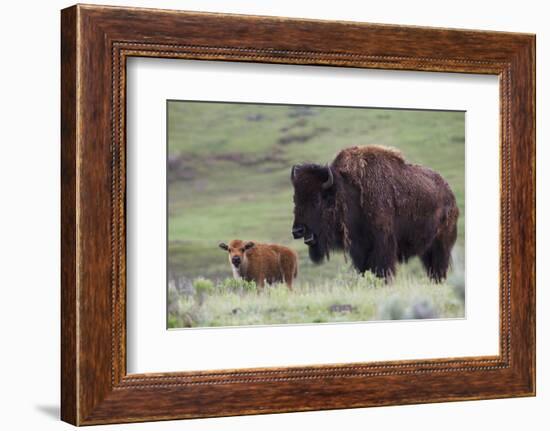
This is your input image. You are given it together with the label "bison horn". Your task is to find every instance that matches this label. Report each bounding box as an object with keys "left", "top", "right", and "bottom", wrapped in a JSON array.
[
  {"left": 291, "top": 165, "right": 297, "bottom": 182},
  {"left": 322, "top": 165, "right": 334, "bottom": 190}
]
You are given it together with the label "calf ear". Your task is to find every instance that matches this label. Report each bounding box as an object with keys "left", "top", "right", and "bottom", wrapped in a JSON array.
[
  {"left": 218, "top": 242, "right": 229, "bottom": 251},
  {"left": 244, "top": 241, "right": 255, "bottom": 250}
]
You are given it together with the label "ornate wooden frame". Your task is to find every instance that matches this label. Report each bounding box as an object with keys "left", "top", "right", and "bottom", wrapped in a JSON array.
[{"left": 61, "top": 4, "right": 535, "bottom": 425}]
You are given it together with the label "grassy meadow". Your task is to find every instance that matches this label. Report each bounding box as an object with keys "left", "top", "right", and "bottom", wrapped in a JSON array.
[{"left": 167, "top": 101, "right": 465, "bottom": 328}]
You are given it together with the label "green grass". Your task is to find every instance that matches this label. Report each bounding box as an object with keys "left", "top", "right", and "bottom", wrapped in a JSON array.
[
  {"left": 168, "top": 263, "right": 465, "bottom": 328},
  {"left": 167, "top": 101, "right": 465, "bottom": 328}
]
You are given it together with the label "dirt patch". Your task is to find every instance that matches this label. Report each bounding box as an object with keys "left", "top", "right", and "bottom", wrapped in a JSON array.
[
  {"left": 278, "top": 127, "right": 330, "bottom": 145},
  {"left": 288, "top": 106, "right": 318, "bottom": 118},
  {"left": 211, "top": 150, "right": 287, "bottom": 166},
  {"left": 280, "top": 118, "right": 307, "bottom": 133},
  {"left": 328, "top": 304, "right": 356, "bottom": 314},
  {"left": 168, "top": 155, "right": 197, "bottom": 182},
  {"left": 168, "top": 149, "right": 288, "bottom": 182},
  {"left": 246, "top": 113, "right": 265, "bottom": 122}
]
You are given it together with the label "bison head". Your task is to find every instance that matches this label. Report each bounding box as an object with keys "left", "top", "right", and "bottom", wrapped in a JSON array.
[
  {"left": 219, "top": 239, "right": 255, "bottom": 269},
  {"left": 290, "top": 163, "right": 335, "bottom": 263}
]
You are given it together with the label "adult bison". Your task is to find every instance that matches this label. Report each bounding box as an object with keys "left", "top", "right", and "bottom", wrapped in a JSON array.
[{"left": 290, "top": 145, "right": 458, "bottom": 282}]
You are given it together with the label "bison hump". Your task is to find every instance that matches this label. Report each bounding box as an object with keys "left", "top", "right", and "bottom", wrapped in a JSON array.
[{"left": 333, "top": 145, "right": 404, "bottom": 174}]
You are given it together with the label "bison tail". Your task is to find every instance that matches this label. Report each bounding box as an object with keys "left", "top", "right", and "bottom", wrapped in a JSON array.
[
  {"left": 439, "top": 202, "right": 459, "bottom": 235},
  {"left": 424, "top": 202, "right": 458, "bottom": 282}
]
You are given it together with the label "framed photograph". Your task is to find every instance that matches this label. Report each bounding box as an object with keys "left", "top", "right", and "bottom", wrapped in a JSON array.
[{"left": 61, "top": 4, "right": 535, "bottom": 425}]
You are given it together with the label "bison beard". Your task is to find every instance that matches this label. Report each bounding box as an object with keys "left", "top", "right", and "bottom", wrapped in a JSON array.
[{"left": 291, "top": 145, "right": 459, "bottom": 282}]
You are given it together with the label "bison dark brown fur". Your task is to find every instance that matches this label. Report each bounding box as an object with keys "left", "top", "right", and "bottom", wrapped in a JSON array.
[
  {"left": 219, "top": 239, "right": 298, "bottom": 290},
  {"left": 291, "top": 145, "right": 459, "bottom": 282}
]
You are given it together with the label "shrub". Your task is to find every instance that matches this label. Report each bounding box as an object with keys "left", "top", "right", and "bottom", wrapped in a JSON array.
[
  {"left": 241, "top": 279, "right": 257, "bottom": 293},
  {"left": 360, "top": 271, "right": 386, "bottom": 289},
  {"left": 193, "top": 277, "right": 215, "bottom": 305},
  {"left": 376, "top": 296, "right": 406, "bottom": 320},
  {"left": 407, "top": 299, "right": 437, "bottom": 319},
  {"left": 268, "top": 284, "right": 289, "bottom": 300},
  {"left": 167, "top": 315, "right": 180, "bottom": 328},
  {"left": 219, "top": 277, "right": 257, "bottom": 294},
  {"left": 220, "top": 277, "right": 239, "bottom": 290},
  {"left": 449, "top": 248, "right": 465, "bottom": 302}
]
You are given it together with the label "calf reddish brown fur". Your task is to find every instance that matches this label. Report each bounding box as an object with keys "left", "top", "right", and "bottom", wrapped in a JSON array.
[
  {"left": 219, "top": 239, "right": 298, "bottom": 290},
  {"left": 291, "top": 145, "right": 459, "bottom": 282}
]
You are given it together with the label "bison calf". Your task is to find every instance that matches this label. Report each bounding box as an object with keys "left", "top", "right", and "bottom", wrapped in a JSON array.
[{"left": 218, "top": 239, "right": 298, "bottom": 290}]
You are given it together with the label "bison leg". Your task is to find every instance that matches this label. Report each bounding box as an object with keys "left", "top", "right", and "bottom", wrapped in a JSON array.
[
  {"left": 421, "top": 205, "right": 458, "bottom": 283},
  {"left": 369, "top": 251, "right": 397, "bottom": 281},
  {"left": 421, "top": 219, "right": 457, "bottom": 282},
  {"left": 421, "top": 239, "right": 451, "bottom": 282},
  {"left": 351, "top": 231, "right": 397, "bottom": 282}
]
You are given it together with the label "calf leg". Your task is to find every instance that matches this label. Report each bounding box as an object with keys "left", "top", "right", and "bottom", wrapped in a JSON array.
[
  {"left": 283, "top": 263, "right": 296, "bottom": 290},
  {"left": 277, "top": 252, "right": 297, "bottom": 291},
  {"left": 284, "top": 273, "right": 293, "bottom": 290},
  {"left": 255, "top": 274, "right": 265, "bottom": 292}
]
